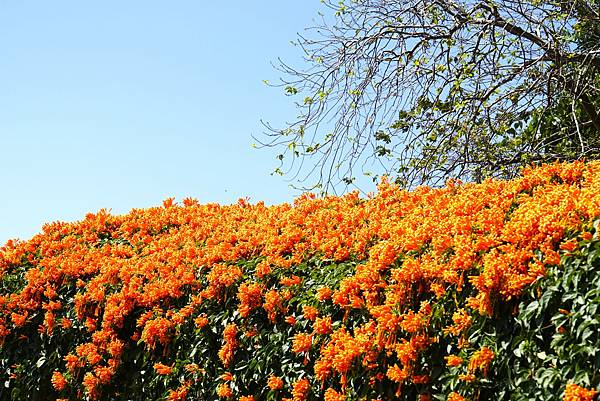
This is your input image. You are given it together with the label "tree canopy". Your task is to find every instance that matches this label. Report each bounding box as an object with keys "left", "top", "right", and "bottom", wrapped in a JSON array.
[{"left": 261, "top": 0, "right": 600, "bottom": 190}]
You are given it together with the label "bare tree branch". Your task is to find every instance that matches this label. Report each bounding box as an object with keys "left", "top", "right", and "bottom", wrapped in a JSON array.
[{"left": 259, "top": 0, "right": 600, "bottom": 192}]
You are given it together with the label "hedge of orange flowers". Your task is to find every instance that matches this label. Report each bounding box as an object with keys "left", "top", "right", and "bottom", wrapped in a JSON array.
[{"left": 0, "top": 161, "right": 599, "bottom": 400}]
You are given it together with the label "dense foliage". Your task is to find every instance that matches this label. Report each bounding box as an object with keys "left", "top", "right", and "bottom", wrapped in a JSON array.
[{"left": 1, "top": 161, "right": 599, "bottom": 400}]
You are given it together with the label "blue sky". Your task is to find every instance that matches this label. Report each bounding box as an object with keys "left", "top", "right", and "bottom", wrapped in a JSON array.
[{"left": 0, "top": 1, "right": 375, "bottom": 243}]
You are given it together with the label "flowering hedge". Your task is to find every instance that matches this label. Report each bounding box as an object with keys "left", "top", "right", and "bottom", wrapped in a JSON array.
[{"left": 0, "top": 161, "right": 599, "bottom": 401}]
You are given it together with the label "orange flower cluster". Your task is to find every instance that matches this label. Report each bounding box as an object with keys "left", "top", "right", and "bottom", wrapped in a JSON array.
[
  {"left": 1, "top": 161, "right": 599, "bottom": 399},
  {"left": 167, "top": 385, "right": 189, "bottom": 401},
  {"left": 302, "top": 305, "right": 319, "bottom": 321},
  {"left": 316, "top": 287, "right": 333, "bottom": 301},
  {"left": 315, "top": 324, "right": 376, "bottom": 385},
  {"left": 443, "top": 309, "right": 472, "bottom": 336},
  {"left": 154, "top": 363, "right": 173, "bottom": 375},
  {"left": 267, "top": 375, "right": 284, "bottom": 390},
  {"left": 324, "top": 388, "right": 346, "bottom": 401},
  {"left": 263, "top": 289, "right": 285, "bottom": 322},
  {"left": 141, "top": 317, "right": 174, "bottom": 350},
  {"left": 447, "top": 392, "right": 466, "bottom": 401},
  {"left": 237, "top": 282, "right": 264, "bottom": 317},
  {"left": 564, "top": 383, "right": 598, "bottom": 401},
  {"left": 292, "top": 333, "right": 313, "bottom": 354},
  {"left": 216, "top": 383, "right": 233, "bottom": 398},
  {"left": 445, "top": 355, "right": 463, "bottom": 367},
  {"left": 219, "top": 323, "right": 238, "bottom": 367},
  {"left": 467, "top": 346, "right": 494, "bottom": 377},
  {"left": 51, "top": 371, "right": 67, "bottom": 391},
  {"left": 83, "top": 371, "right": 100, "bottom": 398},
  {"left": 291, "top": 378, "right": 310, "bottom": 401},
  {"left": 313, "top": 316, "right": 333, "bottom": 335}
]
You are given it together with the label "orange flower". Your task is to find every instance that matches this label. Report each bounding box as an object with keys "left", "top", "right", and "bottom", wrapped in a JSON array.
[
  {"left": 219, "top": 343, "right": 235, "bottom": 367},
  {"left": 458, "top": 373, "right": 475, "bottom": 382},
  {"left": 107, "top": 339, "right": 124, "bottom": 358},
  {"left": 255, "top": 260, "right": 271, "bottom": 278},
  {"left": 302, "top": 305, "right": 319, "bottom": 321},
  {"left": 324, "top": 388, "right": 345, "bottom": 401},
  {"left": 445, "top": 355, "right": 463, "bottom": 367},
  {"left": 51, "top": 371, "right": 67, "bottom": 391},
  {"left": 316, "top": 287, "right": 333, "bottom": 301},
  {"left": 244, "top": 327, "right": 258, "bottom": 338},
  {"left": 60, "top": 318, "right": 72, "bottom": 329},
  {"left": 387, "top": 364, "right": 408, "bottom": 383},
  {"left": 292, "top": 333, "right": 313, "bottom": 353},
  {"left": 76, "top": 343, "right": 102, "bottom": 366},
  {"left": 559, "top": 239, "right": 578, "bottom": 252},
  {"left": 154, "top": 363, "right": 173, "bottom": 375},
  {"left": 467, "top": 346, "right": 494, "bottom": 376},
  {"left": 223, "top": 324, "right": 238, "bottom": 343},
  {"left": 447, "top": 392, "right": 466, "bottom": 401},
  {"left": 400, "top": 311, "right": 425, "bottom": 333},
  {"left": 141, "top": 317, "right": 174, "bottom": 350},
  {"left": 184, "top": 363, "right": 199, "bottom": 373},
  {"left": 2, "top": 161, "right": 600, "bottom": 400},
  {"left": 292, "top": 378, "right": 310, "bottom": 401},
  {"left": 280, "top": 275, "right": 302, "bottom": 287},
  {"left": 167, "top": 385, "right": 189, "bottom": 401},
  {"left": 216, "top": 383, "right": 233, "bottom": 398},
  {"left": 237, "top": 282, "right": 264, "bottom": 317},
  {"left": 430, "top": 283, "right": 446, "bottom": 298},
  {"left": 219, "top": 323, "right": 239, "bottom": 367},
  {"left": 444, "top": 309, "right": 472, "bottom": 336},
  {"left": 10, "top": 312, "right": 27, "bottom": 327},
  {"left": 267, "top": 374, "right": 284, "bottom": 390},
  {"left": 82, "top": 372, "right": 99, "bottom": 397},
  {"left": 263, "top": 290, "right": 283, "bottom": 322},
  {"left": 182, "top": 197, "right": 198, "bottom": 207},
  {"left": 563, "top": 383, "right": 597, "bottom": 401},
  {"left": 64, "top": 354, "right": 81, "bottom": 372},
  {"left": 313, "top": 316, "right": 333, "bottom": 335},
  {"left": 194, "top": 315, "right": 209, "bottom": 329}
]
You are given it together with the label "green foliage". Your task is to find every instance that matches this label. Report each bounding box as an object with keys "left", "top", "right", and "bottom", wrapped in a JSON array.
[
  {"left": 497, "top": 236, "right": 600, "bottom": 400},
  {"left": 427, "top": 234, "right": 600, "bottom": 400}
]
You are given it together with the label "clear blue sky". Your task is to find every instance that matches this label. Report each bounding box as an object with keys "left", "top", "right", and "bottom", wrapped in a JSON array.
[{"left": 0, "top": 1, "right": 373, "bottom": 243}]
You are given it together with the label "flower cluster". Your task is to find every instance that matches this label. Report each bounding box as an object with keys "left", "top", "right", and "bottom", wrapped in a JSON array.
[
  {"left": 1, "top": 161, "right": 599, "bottom": 399},
  {"left": 219, "top": 324, "right": 238, "bottom": 368},
  {"left": 564, "top": 383, "right": 597, "bottom": 401}
]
